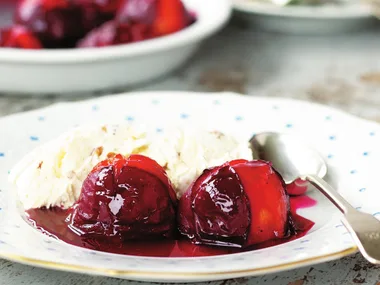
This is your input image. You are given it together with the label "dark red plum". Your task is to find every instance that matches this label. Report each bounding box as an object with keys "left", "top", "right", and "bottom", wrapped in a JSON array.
[
  {"left": 178, "top": 160, "right": 293, "bottom": 248},
  {"left": 69, "top": 154, "right": 177, "bottom": 241},
  {"left": 0, "top": 25, "right": 42, "bottom": 48},
  {"left": 76, "top": 20, "right": 151, "bottom": 47},
  {"left": 15, "top": 0, "right": 85, "bottom": 48},
  {"left": 116, "top": 0, "right": 156, "bottom": 24}
]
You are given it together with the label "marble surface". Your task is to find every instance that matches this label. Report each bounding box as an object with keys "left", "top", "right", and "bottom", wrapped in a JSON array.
[{"left": 1, "top": 21, "right": 380, "bottom": 285}]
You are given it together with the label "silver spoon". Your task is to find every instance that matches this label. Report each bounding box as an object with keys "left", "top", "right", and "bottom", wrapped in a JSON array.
[{"left": 250, "top": 132, "right": 380, "bottom": 264}]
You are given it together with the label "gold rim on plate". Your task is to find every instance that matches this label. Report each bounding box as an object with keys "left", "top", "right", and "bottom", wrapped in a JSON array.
[{"left": 0, "top": 246, "right": 358, "bottom": 280}]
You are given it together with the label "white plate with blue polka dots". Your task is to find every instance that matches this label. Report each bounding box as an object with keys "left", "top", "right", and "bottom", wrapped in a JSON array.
[{"left": 0, "top": 91, "right": 379, "bottom": 282}]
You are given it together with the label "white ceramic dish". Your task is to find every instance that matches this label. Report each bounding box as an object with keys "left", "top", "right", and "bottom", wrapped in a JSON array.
[
  {"left": 233, "top": 0, "right": 376, "bottom": 34},
  {"left": 0, "top": 0, "right": 231, "bottom": 95},
  {"left": 1, "top": 91, "right": 380, "bottom": 282}
]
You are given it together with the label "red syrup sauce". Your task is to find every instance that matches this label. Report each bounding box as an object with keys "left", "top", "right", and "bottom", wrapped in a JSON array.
[{"left": 25, "top": 195, "right": 315, "bottom": 258}]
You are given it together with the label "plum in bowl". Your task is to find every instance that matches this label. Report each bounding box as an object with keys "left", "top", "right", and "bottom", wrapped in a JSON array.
[
  {"left": 178, "top": 159, "right": 298, "bottom": 248},
  {"left": 0, "top": 0, "right": 231, "bottom": 94},
  {"left": 2, "top": 0, "right": 195, "bottom": 49}
]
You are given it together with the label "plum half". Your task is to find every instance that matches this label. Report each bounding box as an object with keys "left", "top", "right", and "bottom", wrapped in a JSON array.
[
  {"left": 69, "top": 154, "right": 177, "bottom": 241},
  {"left": 15, "top": 0, "right": 86, "bottom": 48},
  {"left": 178, "top": 159, "right": 294, "bottom": 248}
]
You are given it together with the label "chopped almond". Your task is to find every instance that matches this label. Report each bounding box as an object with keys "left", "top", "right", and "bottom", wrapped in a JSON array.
[
  {"left": 107, "top": 152, "right": 116, "bottom": 158},
  {"left": 37, "top": 161, "right": 43, "bottom": 169},
  {"left": 94, "top": 146, "right": 104, "bottom": 156}
]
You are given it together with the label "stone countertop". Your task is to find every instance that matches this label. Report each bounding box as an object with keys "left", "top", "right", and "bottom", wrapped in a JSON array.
[{"left": 1, "top": 23, "right": 380, "bottom": 285}]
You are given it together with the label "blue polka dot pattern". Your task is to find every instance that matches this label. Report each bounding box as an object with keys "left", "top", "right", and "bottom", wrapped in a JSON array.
[
  {"left": 0, "top": 93, "right": 379, "bottom": 279},
  {"left": 294, "top": 247, "right": 305, "bottom": 251}
]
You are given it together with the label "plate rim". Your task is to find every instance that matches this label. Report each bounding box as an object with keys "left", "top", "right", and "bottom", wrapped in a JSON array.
[
  {"left": 233, "top": 0, "right": 373, "bottom": 19},
  {"left": 0, "top": 247, "right": 357, "bottom": 281},
  {"left": 0, "top": 91, "right": 373, "bottom": 281},
  {"left": 0, "top": 0, "right": 231, "bottom": 64}
]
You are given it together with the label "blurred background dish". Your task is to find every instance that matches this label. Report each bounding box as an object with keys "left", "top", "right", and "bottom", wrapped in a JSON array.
[
  {"left": 233, "top": 0, "right": 376, "bottom": 34},
  {"left": 0, "top": 0, "right": 231, "bottom": 95}
]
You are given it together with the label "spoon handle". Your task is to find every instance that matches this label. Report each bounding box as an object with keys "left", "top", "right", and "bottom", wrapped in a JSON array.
[
  {"left": 302, "top": 174, "right": 355, "bottom": 213},
  {"left": 303, "top": 174, "right": 380, "bottom": 264}
]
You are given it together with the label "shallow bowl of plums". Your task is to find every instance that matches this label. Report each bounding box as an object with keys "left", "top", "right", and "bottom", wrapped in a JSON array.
[{"left": 0, "top": 0, "right": 230, "bottom": 95}]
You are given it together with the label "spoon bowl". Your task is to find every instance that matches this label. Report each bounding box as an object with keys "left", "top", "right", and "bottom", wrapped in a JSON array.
[
  {"left": 250, "top": 132, "right": 327, "bottom": 184},
  {"left": 250, "top": 132, "right": 380, "bottom": 264}
]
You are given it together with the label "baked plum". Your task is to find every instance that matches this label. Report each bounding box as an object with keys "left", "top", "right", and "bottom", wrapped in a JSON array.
[
  {"left": 76, "top": 0, "right": 122, "bottom": 14},
  {"left": 15, "top": 0, "right": 85, "bottom": 48},
  {"left": 69, "top": 154, "right": 177, "bottom": 241},
  {"left": 74, "top": 0, "right": 122, "bottom": 33},
  {"left": 116, "top": 0, "right": 156, "bottom": 24},
  {"left": 77, "top": 19, "right": 153, "bottom": 47},
  {"left": 0, "top": 25, "right": 42, "bottom": 49},
  {"left": 76, "top": 20, "right": 130, "bottom": 47},
  {"left": 150, "top": 0, "right": 194, "bottom": 37},
  {"left": 178, "top": 160, "right": 294, "bottom": 248},
  {"left": 77, "top": 0, "right": 193, "bottom": 47}
]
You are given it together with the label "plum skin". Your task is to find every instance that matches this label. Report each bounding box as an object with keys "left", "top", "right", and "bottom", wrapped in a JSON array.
[
  {"left": 69, "top": 154, "right": 177, "bottom": 241},
  {"left": 178, "top": 159, "right": 294, "bottom": 248}
]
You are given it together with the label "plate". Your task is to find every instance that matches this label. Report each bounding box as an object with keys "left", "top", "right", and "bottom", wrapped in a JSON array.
[
  {"left": 0, "top": 0, "right": 231, "bottom": 95},
  {"left": 233, "top": 0, "right": 376, "bottom": 34},
  {"left": 1, "top": 91, "right": 380, "bottom": 282}
]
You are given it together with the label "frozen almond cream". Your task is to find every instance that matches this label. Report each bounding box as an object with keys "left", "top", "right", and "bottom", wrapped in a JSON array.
[{"left": 9, "top": 124, "right": 252, "bottom": 210}]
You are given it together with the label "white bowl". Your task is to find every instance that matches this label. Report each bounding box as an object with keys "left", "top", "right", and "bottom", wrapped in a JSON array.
[
  {"left": 0, "top": 0, "right": 231, "bottom": 95},
  {"left": 233, "top": 0, "right": 376, "bottom": 34}
]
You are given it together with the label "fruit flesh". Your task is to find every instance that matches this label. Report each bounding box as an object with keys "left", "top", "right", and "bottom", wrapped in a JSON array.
[
  {"left": 0, "top": 25, "right": 42, "bottom": 48},
  {"left": 70, "top": 154, "right": 177, "bottom": 241},
  {"left": 178, "top": 160, "right": 292, "bottom": 248},
  {"left": 233, "top": 161, "right": 292, "bottom": 245}
]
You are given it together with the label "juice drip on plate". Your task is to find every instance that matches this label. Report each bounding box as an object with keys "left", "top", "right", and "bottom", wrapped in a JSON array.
[{"left": 25, "top": 196, "right": 316, "bottom": 257}]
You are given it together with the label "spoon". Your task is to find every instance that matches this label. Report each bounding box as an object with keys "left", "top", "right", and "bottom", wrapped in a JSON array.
[{"left": 250, "top": 132, "right": 380, "bottom": 264}]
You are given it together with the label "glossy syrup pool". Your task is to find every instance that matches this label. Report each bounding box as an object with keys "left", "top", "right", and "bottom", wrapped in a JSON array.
[{"left": 25, "top": 195, "right": 316, "bottom": 258}]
